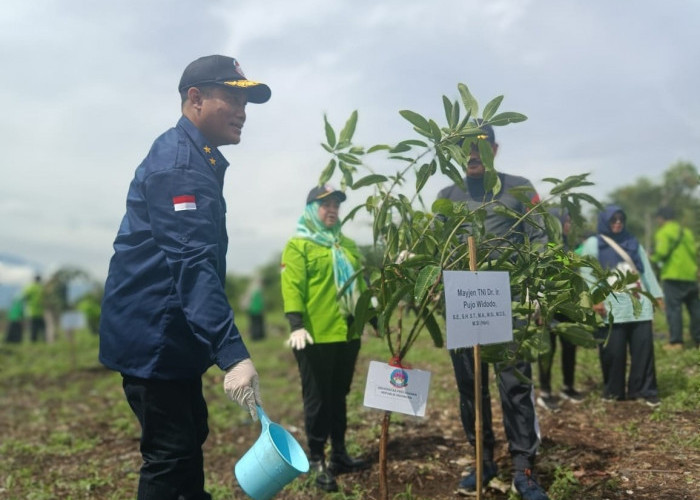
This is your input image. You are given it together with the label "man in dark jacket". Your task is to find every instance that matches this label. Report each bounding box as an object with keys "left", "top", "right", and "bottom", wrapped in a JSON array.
[
  {"left": 99, "top": 55, "right": 270, "bottom": 500},
  {"left": 437, "top": 122, "right": 550, "bottom": 500}
]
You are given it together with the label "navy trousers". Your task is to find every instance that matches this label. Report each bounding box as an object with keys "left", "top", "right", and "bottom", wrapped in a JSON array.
[
  {"left": 450, "top": 349, "right": 540, "bottom": 472},
  {"left": 122, "top": 375, "right": 212, "bottom": 500}
]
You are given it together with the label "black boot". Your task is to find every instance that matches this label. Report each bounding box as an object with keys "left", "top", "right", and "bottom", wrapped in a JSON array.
[
  {"left": 309, "top": 455, "right": 338, "bottom": 492},
  {"left": 329, "top": 448, "right": 370, "bottom": 474}
]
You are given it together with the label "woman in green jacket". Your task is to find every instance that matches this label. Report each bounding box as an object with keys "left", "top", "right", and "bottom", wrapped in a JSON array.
[{"left": 281, "top": 184, "right": 368, "bottom": 492}]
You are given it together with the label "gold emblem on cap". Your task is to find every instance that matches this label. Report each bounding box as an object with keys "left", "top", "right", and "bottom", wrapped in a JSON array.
[{"left": 224, "top": 80, "right": 264, "bottom": 88}]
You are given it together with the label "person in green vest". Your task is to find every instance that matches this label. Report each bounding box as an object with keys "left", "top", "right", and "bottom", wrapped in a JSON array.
[
  {"left": 280, "top": 184, "right": 370, "bottom": 492},
  {"left": 242, "top": 276, "right": 265, "bottom": 341},
  {"left": 651, "top": 206, "right": 700, "bottom": 349},
  {"left": 5, "top": 295, "right": 24, "bottom": 343},
  {"left": 22, "top": 275, "right": 46, "bottom": 342}
]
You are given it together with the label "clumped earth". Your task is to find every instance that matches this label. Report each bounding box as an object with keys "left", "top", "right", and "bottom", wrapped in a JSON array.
[{"left": 1, "top": 342, "right": 699, "bottom": 500}]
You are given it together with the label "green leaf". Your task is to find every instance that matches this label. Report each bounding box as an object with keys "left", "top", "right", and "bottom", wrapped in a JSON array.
[
  {"left": 337, "top": 153, "right": 362, "bottom": 165},
  {"left": 367, "top": 144, "right": 392, "bottom": 153},
  {"left": 482, "top": 95, "right": 504, "bottom": 121},
  {"left": 415, "top": 163, "right": 432, "bottom": 193},
  {"left": 458, "top": 83, "right": 479, "bottom": 118},
  {"left": 319, "top": 159, "right": 336, "bottom": 185},
  {"left": 451, "top": 99, "right": 460, "bottom": 129},
  {"left": 399, "top": 139, "right": 429, "bottom": 148},
  {"left": 422, "top": 311, "right": 444, "bottom": 348},
  {"left": 348, "top": 288, "right": 373, "bottom": 338},
  {"left": 389, "top": 143, "right": 412, "bottom": 153},
  {"left": 323, "top": 114, "right": 336, "bottom": 148},
  {"left": 380, "top": 283, "right": 413, "bottom": 334},
  {"left": 549, "top": 174, "right": 592, "bottom": 195},
  {"left": 555, "top": 323, "right": 601, "bottom": 348},
  {"left": 429, "top": 119, "right": 442, "bottom": 142},
  {"left": 339, "top": 111, "right": 358, "bottom": 144},
  {"left": 488, "top": 112, "right": 527, "bottom": 126},
  {"left": 399, "top": 110, "right": 431, "bottom": 133},
  {"left": 414, "top": 265, "right": 441, "bottom": 303},
  {"left": 341, "top": 203, "right": 366, "bottom": 223},
  {"left": 443, "top": 96, "right": 456, "bottom": 128},
  {"left": 431, "top": 198, "right": 455, "bottom": 216},
  {"left": 353, "top": 174, "right": 388, "bottom": 189}
]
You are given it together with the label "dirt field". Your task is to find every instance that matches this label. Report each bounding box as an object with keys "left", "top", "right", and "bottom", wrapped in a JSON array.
[{"left": 1, "top": 336, "right": 699, "bottom": 500}]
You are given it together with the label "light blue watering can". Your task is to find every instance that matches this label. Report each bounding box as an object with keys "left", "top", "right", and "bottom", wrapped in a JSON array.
[{"left": 235, "top": 405, "right": 310, "bottom": 500}]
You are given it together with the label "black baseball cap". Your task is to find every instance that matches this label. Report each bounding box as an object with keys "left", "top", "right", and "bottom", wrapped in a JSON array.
[
  {"left": 306, "top": 184, "right": 347, "bottom": 204},
  {"left": 457, "top": 119, "right": 496, "bottom": 147},
  {"left": 178, "top": 55, "right": 271, "bottom": 104}
]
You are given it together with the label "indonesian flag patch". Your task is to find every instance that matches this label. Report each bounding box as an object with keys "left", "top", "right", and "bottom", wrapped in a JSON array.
[{"left": 173, "top": 195, "right": 197, "bottom": 211}]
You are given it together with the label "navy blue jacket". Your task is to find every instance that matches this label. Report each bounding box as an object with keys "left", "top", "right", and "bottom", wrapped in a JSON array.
[{"left": 99, "top": 116, "right": 250, "bottom": 379}]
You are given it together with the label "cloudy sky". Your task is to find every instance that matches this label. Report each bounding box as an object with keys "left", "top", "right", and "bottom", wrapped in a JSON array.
[{"left": 2, "top": 0, "right": 699, "bottom": 285}]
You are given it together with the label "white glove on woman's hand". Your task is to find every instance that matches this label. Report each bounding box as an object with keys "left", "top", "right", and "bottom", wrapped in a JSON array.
[
  {"left": 287, "top": 328, "right": 314, "bottom": 350},
  {"left": 223, "top": 359, "right": 262, "bottom": 421}
]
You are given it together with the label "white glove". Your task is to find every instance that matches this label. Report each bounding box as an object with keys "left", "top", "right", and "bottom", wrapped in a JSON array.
[
  {"left": 223, "top": 359, "right": 262, "bottom": 421},
  {"left": 287, "top": 328, "right": 314, "bottom": 350}
]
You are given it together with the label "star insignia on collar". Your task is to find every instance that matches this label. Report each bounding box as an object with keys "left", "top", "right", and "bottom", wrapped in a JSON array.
[
  {"left": 203, "top": 146, "right": 212, "bottom": 154},
  {"left": 209, "top": 158, "right": 216, "bottom": 165}
]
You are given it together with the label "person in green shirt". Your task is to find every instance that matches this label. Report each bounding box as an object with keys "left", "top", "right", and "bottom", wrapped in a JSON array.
[
  {"left": 242, "top": 276, "right": 265, "bottom": 341},
  {"left": 280, "top": 184, "right": 369, "bottom": 492},
  {"left": 5, "top": 296, "right": 24, "bottom": 343},
  {"left": 22, "top": 275, "right": 46, "bottom": 342},
  {"left": 651, "top": 206, "right": 700, "bottom": 349}
]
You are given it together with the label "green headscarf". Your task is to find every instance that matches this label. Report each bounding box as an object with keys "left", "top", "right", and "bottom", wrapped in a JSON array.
[{"left": 295, "top": 201, "right": 360, "bottom": 316}]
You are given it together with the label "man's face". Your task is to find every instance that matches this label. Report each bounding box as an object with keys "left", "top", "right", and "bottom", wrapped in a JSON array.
[
  {"left": 194, "top": 86, "right": 248, "bottom": 147},
  {"left": 465, "top": 141, "right": 497, "bottom": 179},
  {"left": 318, "top": 196, "right": 341, "bottom": 228}
]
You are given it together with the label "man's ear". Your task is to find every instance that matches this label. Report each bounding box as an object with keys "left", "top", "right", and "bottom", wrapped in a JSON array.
[{"left": 187, "top": 87, "right": 204, "bottom": 107}]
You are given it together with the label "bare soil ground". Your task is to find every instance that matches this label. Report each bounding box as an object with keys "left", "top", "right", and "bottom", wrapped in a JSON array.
[{"left": 2, "top": 340, "right": 699, "bottom": 500}]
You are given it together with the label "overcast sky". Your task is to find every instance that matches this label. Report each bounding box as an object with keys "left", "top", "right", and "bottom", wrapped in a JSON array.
[{"left": 2, "top": 0, "right": 699, "bottom": 285}]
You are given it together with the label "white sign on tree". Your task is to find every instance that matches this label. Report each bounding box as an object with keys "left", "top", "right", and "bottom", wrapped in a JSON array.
[{"left": 443, "top": 270, "right": 513, "bottom": 349}]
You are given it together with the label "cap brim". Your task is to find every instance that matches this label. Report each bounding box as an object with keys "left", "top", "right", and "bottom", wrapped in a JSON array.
[
  {"left": 223, "top": 80, "right": 271, "bottom": 103},
  {"left": 315, "top": 191, "right": 347, "bottom": 202}
]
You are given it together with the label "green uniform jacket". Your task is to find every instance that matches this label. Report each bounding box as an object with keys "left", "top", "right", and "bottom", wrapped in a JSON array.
[
  {"left": 281, "top": 235, "right": 365, "bottom": 344},
  {"left": 651, "top": 220, "right": 698, "bottom": 282},
  {"left": 22, "top": 283, "right": 44, "bottom": 318}
]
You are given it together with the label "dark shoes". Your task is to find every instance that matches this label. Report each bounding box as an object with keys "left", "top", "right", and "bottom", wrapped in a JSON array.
[
  {"left": 511, "top": 469, "right": 550, "bottom": 500},
  {"left": 456, "top": 462, "right": 498, "bottom": 496},
  {"left": 536, "top": 392, "right": 560, "bottom": 412},
  {"left": 328, "top": 450, "right": 370, "bottom": 474},
  {"left": 643, "top": 396, "right": 661, "bottom": 408},
  {"left": 559, "top": 386, "right": 584, "bottom": 403},
  {"left": 309, "top": 457, "right": 338, "bottom": 492}
]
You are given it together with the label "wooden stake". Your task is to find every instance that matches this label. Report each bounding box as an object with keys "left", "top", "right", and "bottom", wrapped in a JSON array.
[
  {"left": 468, "top": 236, "right": 483, "bottom": 500},
  {"left": 379, "top": 410, "right": 391, "bottom": 500}
]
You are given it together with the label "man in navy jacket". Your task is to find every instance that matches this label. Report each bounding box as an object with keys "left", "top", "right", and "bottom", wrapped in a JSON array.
[{"left": 100, "top": 55, "right": 270, "bottom": 500}]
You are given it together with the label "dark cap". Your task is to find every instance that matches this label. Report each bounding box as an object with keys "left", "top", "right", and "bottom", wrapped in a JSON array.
[
  {"left": 655, "top": 206, "right": 675, "bottom": 219},
  {"left": 457, "top": 119, "right": 496, "bottom": 147},
  {"left": 178, "top": 55, "right": 271, "bottom": 104},
  {"left": 306, "top": 184, "right": 347, "bottom": 204},
  {"left": 473, "top": 119, "right": 496, "bottom": 144}
]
